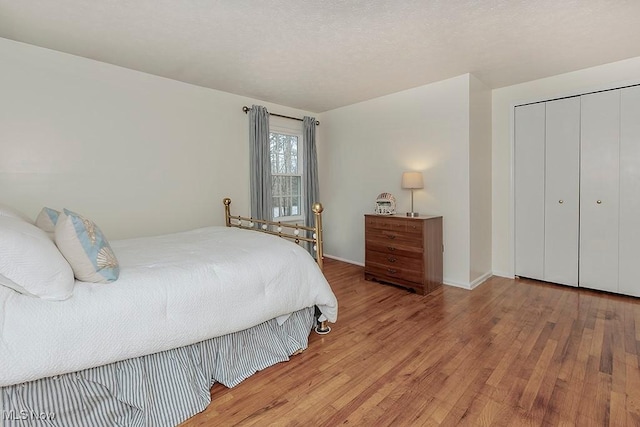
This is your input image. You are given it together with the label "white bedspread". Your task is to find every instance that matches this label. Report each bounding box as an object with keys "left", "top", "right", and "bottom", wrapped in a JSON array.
[{"left": 0, "top": 226, "right": 338, "bottom": 387}]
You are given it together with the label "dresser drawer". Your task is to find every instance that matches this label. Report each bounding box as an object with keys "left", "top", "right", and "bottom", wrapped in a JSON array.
[
  {"left": 365, "top": 240, "right": 422, "bottom": 258},
  {"left": 365, "top": 216, "right": 424, "bottom": 234},
  {"left": 365, "top": 216, "right": 407, "bottom": 231},
  {"left": 365, "top": 250, "right": 423, "bottom": 271},
  {"left": 404, "top": 221, "right": 423, "bottom": 233},
  {"left": 365, "top": 263, "right": 423, "bottom": 284},
  {"left": 366, "top": 228, "right": 423, "bottom": 248}
]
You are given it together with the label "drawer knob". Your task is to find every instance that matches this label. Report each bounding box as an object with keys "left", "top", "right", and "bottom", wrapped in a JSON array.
[
  {"left": 387, "top": 268, "right": 397, "bottom": 274},
  {"left": 387, "top": 257, "right": 397, "bottom": 263},
  {"left": 387, "top": 246, "right": 396, "bottom": 251},
  {"left": 385, "top": 234, "right": 396, "bottom": 240}
]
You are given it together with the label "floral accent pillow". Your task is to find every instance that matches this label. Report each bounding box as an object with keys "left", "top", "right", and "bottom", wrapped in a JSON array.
[{"left": 54, "top": 209, "right": 120, "bottom": 283}]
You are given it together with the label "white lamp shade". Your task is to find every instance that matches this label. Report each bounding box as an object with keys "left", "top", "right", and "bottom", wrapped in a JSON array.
[{"left": 401, "top": 172, "right": 424, "bottom": 189}]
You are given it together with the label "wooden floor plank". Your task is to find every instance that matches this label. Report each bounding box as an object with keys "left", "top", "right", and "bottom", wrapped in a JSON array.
[{"left": 181, "top": 259, "right": 640, "bottom": 426}]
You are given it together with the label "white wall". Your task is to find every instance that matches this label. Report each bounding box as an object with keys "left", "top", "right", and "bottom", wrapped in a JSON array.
[
  {"left": 0, "top": 38, "right": 314, "bottom": 239},
  {"left": 492, "top": 56, "right": 640, "bottom": 277},
  {"left": 318, "top": 75, "right": 476, "bottom": 286},
  {"left": 469, "top": 75, "right": 492, "bottom": 285}
]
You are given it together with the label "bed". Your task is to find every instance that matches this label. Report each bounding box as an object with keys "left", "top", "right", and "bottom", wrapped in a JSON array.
[{"left": 0, "top": 198, "right": 337, "bottom": 426}]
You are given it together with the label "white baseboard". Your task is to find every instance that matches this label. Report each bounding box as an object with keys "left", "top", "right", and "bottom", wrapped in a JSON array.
[
  {"left": 444, "top": 271, "right": 492, "bottom": 290},
  {"left": 443, "top": 279, "right": 472, "bottom": 290},
  {"left": 324, "top": 254, "right": 365, "bottom": 267},
  {"left": 492, "top": 270, "right": 515, "bottom": 279},
  {"left": 469, "top": 271, "right": 492, "bottom": 289}
]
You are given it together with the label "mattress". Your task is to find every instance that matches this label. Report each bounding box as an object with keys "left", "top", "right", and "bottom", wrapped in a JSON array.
[{"left": 0, "top": 226, "right": 338, "bottom": 387}]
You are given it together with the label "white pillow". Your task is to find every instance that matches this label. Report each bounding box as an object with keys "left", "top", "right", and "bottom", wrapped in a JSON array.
[
  {"left": 55, "top": 209, "right": 120, "bottom": 283},
  {"left": 0, "top": 203, "right": 33, "bottom": 223},
  {"left": 35, "top": 207, "right": 61, "bottom": 233},
  {"left": 0, "top": 216, "right": 75, "bottom": 300}
]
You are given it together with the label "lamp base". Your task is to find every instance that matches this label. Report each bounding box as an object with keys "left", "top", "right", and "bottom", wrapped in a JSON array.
[{"left": 406, "top": 212, "right": 420, "bottom": 218}]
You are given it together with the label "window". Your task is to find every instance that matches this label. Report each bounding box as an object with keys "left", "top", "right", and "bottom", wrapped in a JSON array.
[{"left": 270, "top": 128, "right": 304, "bottom": 221}]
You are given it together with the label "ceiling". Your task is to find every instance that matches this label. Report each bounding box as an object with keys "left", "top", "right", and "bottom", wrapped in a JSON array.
[{"left": 1, "top": 1, "right": 640, "bottom": 112}]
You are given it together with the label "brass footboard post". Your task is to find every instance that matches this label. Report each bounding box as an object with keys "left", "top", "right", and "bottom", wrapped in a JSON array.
[
  {"left": 312, "top": 202, "right": 324, "bottom": 272},
  {"left": 312, "top": 202, "right": 331, "bottom": 335},
  {"left": 223, "top": 198, "right": 232, "bottom": 227}
]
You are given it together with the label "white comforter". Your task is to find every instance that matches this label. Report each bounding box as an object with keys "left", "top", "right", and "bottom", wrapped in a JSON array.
[{"left": 0, "top": 226, "right": 338, "bottom": 387}]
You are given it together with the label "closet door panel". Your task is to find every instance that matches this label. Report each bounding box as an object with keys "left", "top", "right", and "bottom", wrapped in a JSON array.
[
  {"left": 515, "top": 103, "right": 545, "bottom": 280},
  {"left": 619, "top": 86, "right": 640, "bottom": 297},
  {"left": 580, "top": 90, "right": 620, "bottom": 293},
  {"left": 544, "top": 97, "right": 580, "bottom": 286}
]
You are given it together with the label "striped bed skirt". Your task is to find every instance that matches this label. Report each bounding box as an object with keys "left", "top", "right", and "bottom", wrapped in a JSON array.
[{"left": 0, "top": 307, "right": 314, "bottom": 427}]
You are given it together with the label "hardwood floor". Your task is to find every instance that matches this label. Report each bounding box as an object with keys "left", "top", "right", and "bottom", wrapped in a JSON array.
[{"left": 181, "top": 258, "right": 640, "bottom": 426}]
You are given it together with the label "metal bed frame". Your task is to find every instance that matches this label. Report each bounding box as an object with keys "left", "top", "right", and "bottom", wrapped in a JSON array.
[{"left": 223, "top": 198, "right": 330, "bottom": 334}]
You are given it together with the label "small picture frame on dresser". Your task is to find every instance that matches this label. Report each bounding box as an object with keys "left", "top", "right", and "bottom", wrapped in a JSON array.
[{"left": 374, "top": 193, "right": 396, "bottom": 215}]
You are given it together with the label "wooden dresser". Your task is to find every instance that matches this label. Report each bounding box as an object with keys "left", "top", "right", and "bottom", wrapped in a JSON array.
[{"left": 364, "top": 214, "right": 443, "bottom": 295}]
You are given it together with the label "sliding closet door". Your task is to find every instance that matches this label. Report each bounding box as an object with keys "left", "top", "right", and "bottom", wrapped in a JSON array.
[
  {"left": 580, "top": 90, "right": 620, "bottom": 293},
  {"left": 544, "top": 97, "right": 580, "bottom": 286},
  {"left": 515, "top": 103, "right": 545, "bottom": 280},
  {"left": 619, "top": 86, "right": 640, "bottom": 297}
]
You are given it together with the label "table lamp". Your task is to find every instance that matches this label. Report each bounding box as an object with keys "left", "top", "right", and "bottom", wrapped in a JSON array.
[{"left": 402, "top": 171, "right": 424, "bottom": 217}]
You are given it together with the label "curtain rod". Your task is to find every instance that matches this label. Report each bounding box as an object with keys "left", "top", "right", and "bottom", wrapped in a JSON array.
[{"left": 242, "top": 106, "right": 319, "bottom": 126}]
